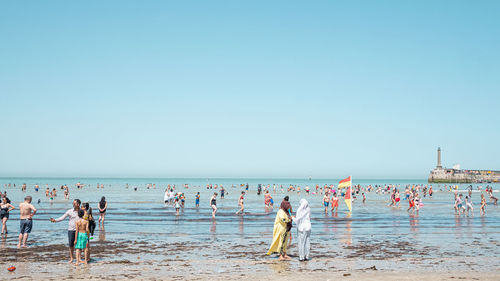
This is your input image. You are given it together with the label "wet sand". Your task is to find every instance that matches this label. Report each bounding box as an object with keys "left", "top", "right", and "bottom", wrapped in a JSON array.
[
  {"left": 1, "top": 238, "right": 499, "bottom": 280},
  {"left": 2, "top": 259, "right": 499, "bottom": 280}
]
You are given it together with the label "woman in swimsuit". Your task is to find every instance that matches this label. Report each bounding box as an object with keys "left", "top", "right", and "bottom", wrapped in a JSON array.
[
  {"left": 98, "top": 196, "right": 107, "bottom": 225},
  {"left": 480, "top": 193, "right": 487, "bottom": 215},
  {"left": 210, "top": 193, "right": 218, "bottom": 218},
  {"left": 0, "top": 197, "right": 15, "bottom": 235}
]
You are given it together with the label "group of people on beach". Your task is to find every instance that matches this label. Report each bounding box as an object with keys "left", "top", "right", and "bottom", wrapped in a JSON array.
[
  {"left": 48, "top": 196, "right": 108, "bottom": 265},
  {"left": 1, "top": 180, "right": 498, "bottom": 266},
  {"left": 0, "top": 186, "right": 109, "bottom": 265},
  {"left": 266, "top": 196, "right": 311, "bottom": 261},
  {"left": 159, "top": 181, "right": 499, "bottom": 219}
]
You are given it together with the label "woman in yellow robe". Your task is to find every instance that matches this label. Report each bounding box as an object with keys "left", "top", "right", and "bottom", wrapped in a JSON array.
[{"left": 267, "top": 200, "right": 292, "bottom": 260}]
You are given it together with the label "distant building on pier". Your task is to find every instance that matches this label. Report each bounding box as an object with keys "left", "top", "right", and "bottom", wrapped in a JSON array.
[{"left": 428, "top": 147, "right": 500, "bottom": 183}]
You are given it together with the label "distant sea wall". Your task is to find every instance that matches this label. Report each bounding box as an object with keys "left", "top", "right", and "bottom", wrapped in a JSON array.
[{"left": 428, "top": 168, "right": 500, "bottom": 183}]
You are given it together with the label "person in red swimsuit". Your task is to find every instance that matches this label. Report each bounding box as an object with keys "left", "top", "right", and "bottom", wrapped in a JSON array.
[{"left": 331, "top": 192, "right": 339, "bottom": 213}]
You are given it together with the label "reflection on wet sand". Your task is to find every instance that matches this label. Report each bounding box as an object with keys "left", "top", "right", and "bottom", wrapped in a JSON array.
[
  {"left": 410, "top": 214, "right": 419, "bottom": 233},
  {"left": 239, "top": 216, "right": 244, "bottom": 235},
  {"left": 99, "top": 225, "right": 106, "bottom": 242},
  {"left": 210, "top": 218, "right": 217, "bottom": 237},
  {"left": 268, "top": 260, "right": 291, "bottom": 274},
  {"left": 454, "top": 214, "right": 463, "bottom": 239},
  {"left": 342, "top": 213, "right": 352, "bottom": 246}
]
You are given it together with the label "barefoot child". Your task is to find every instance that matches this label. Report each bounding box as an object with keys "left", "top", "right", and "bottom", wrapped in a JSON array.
[
  {"left": 322, "top": 192, "right": 330, "bottom": 213},
  {"left": 331, "top": 192, "right": 339, "bottom": 213},
  {"left": 74, "top": 209, "right": 89, "bottom": 265}
]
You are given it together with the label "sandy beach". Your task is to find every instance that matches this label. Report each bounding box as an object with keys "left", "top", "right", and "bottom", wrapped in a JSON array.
[{"left": 2, "top": 234, "right": 499, "bottom": 280}]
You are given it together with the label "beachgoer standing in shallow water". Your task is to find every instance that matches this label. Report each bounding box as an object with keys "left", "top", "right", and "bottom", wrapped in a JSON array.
[
  {"left": 51, "top": 199, "right": 81, "bottom": 263},
  {"left": 292, "top": 199, "right": 311, "bottom": 261},
  {"left": 236, "top": 191, "right": 245, "bottom": 215},
  {"left": 331, "top": 192, "right": 339, "bottom": 213},
  {"left": 267, "top": 196, "right": 292, "bottom": 260},
  {"left": 98, "top": 196, "right": 107, "bottom": 225},
  {"left": 322, "top": 192, "right": 329, "bottom": 214},
  {"left": 480, "top": 193, "right": 486, "bottom": 215},
  {"left": 264, "top": 190, "right": 273, "bottom": 208},
  {"left": 465, "top": 195, "right": 473, "bottom": 215},
  {"left": 18, "top": 196, "right": 37, "bottom": 248},
  {"left": 210, "top": 193, "right": 218, "bottom": 218},
  {"left": 1, "top": 197, "right": 15, "bottom": 234},
  {"left": 195, "top": 192, "right": 200, "bottom": 207}
]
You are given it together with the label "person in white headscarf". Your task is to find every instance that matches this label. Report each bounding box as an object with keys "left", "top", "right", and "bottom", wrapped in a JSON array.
[{"left": 292, "top": 198, "right": 311, "bottom": 261}]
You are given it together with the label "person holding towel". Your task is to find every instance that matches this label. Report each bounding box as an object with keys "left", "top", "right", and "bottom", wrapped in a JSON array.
[{"left": 293, "top": 198, "right": 311, "bottom": 261}]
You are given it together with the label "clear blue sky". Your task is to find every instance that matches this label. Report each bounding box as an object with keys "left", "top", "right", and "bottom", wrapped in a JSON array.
[{"left": 1, "top": 1, "right": 499, "bottom": 179}]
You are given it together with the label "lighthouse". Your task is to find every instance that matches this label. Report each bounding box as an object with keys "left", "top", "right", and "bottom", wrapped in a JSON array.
[{"left": 437, "top": 147, "right": 442, "bottom": 169}]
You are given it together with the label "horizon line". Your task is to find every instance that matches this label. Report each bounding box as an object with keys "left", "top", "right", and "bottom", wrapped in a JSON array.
[{"left": 0, "top": 176, "right": 427, "bottom": 181}]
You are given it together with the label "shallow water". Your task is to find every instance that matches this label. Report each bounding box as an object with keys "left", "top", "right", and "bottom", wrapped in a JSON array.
[{"left": 1, "top": 178, "right": 499, "bottom": 271}]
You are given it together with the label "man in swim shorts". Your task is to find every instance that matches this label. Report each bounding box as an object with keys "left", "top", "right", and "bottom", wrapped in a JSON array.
[{"left": 18, "top": 196, "right": 37, "bottom": 248}]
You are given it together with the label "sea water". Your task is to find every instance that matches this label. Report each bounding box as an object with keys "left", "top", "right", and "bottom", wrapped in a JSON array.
[{"left": 0, "top": 178, "right": 499, "bottom": 271}]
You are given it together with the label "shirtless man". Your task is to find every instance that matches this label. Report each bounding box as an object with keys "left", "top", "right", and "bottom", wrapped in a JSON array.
[{"left": 18, "top": 196, "right": 37, "bottom": 248}]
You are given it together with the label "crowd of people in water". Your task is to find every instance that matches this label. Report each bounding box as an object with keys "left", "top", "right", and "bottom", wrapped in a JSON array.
[
  {"left": 0, "top": 181, "right": 498, "bottom": 264},
  {"left": 161, "top": 182, "right": 499, "bottom": 217}
]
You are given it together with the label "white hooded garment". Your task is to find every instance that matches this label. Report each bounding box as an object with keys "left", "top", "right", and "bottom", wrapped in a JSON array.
[{"left": 294, "top": 198, "right": 311, "bottom": 232}]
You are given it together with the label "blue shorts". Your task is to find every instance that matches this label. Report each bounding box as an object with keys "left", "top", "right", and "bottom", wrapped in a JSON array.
[
  {"left": 195, "top": 199, "right": 200, "bottom": 205},
  {"left": 20, "top": 219, "right": 33, "bottom": 234},
  {"left": 324, "top": 202, "right": 329, "bottom": 207}
]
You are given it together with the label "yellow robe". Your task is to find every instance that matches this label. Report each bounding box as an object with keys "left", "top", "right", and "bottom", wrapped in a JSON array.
[{"left": 266, "top": 209, "right": 291, "bottom": 255}]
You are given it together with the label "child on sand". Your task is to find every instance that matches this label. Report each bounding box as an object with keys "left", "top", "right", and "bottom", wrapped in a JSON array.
[{"left": 74, "top": 209, "right": 89, "bottom": 265}]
